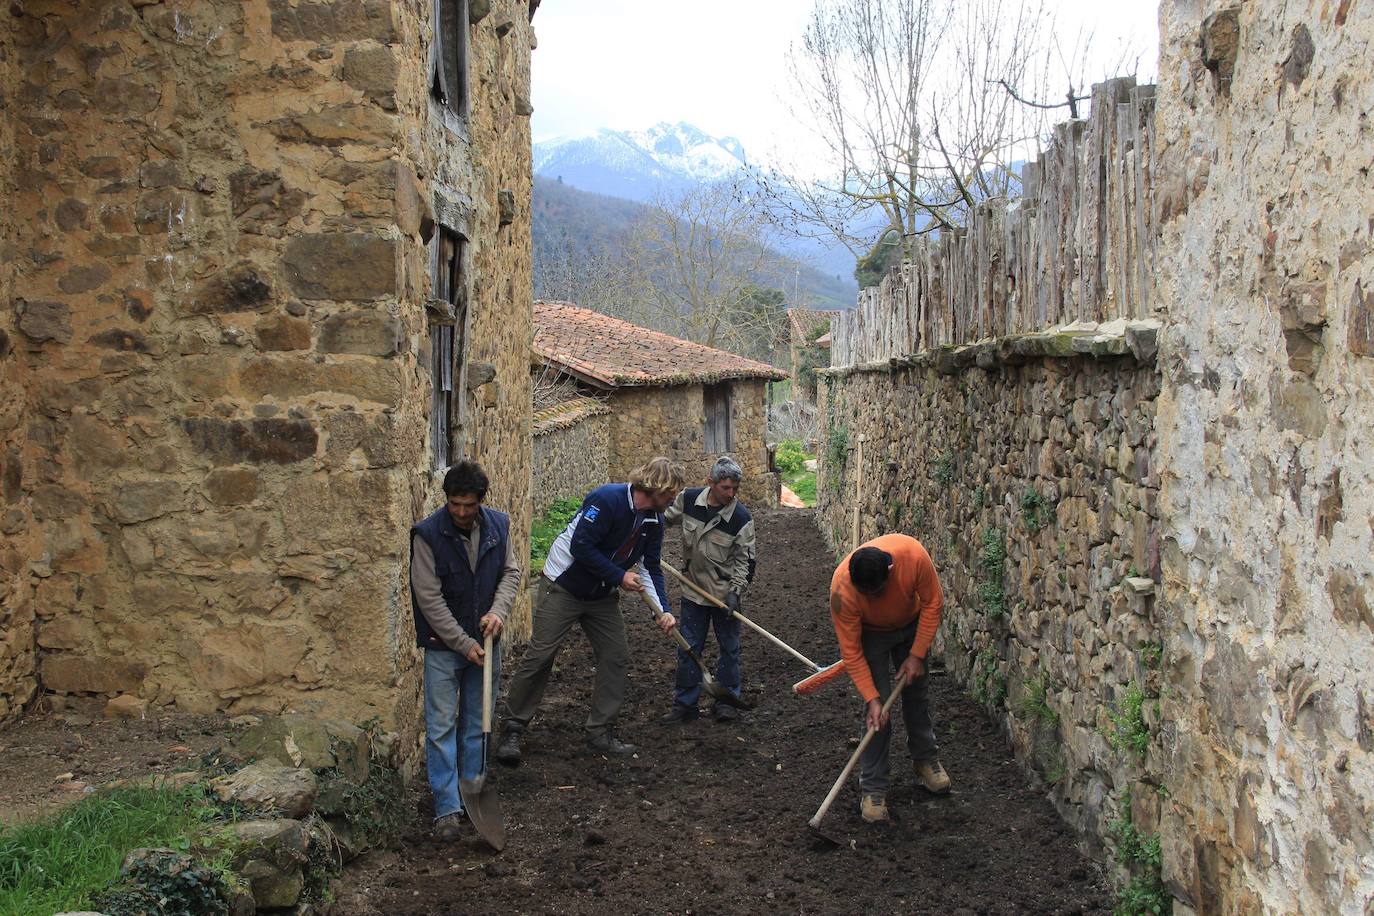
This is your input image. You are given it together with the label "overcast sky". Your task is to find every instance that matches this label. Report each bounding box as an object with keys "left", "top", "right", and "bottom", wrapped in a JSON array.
[{"left": 530, "top": 0, "right": 1160, "bottom": 165}]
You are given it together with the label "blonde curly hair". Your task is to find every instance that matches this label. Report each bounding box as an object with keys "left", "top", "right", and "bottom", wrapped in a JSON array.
[{"left": 629, "top": 456, "right": 686, "bottom": 495}]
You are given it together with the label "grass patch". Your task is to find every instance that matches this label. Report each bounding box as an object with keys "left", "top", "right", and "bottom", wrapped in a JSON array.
[
  {"left": 777, "top": 439, "right": 818, "bottom": 507},
  {"left": 970, "top": 648, "right": 1006, "bottom": 708},
  {"left": 934, "top": 451, "right": 956, "bottom": 486},
  {"left": 1110, "top": 790, "right": 1169, "bottom": 916},
  {"left": 1017, "top": 672, "right": 1060, "bottom": 728},
  {"left": 1020, "top": 488, "right": 1053, "bottom": 533},
  {"left": 824, "top": 426, "right": 848, "bottom": 494},
  {"left": 786, "top": 470, "right": 817, "bottom": 506},
  {"left": 1107, "top": 683, "right": 1151, "bottom": 761},
  {"left": 978, "top": 528, "right": 1007, "bottom": 618},
  {"left": 529, "top": 497, "right": 581, "bottom": 574},
  {"left": 0, "top": 783, "right": 227, "bottom": 916}
]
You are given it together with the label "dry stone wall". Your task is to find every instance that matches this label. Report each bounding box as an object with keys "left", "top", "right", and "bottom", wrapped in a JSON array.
[
  {"left": 606, "top": 379, "right": 778, "bottom": 508},
  {"left": 1151, "top": 3, "right": 1374, "bottom": 913},
  {"left": 817, "top": 344, "right": 1164, "bottom": 861},
  {"left": 531, "top": 397, "right": 610, "bottom": 516},
  {"left": 0, "top": 0, "right": 534, "bottom": 742}
]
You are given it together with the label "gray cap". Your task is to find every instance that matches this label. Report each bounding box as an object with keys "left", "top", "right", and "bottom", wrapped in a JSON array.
[{"left": 710, "top": 455, "right": 743, "bottom": 482}]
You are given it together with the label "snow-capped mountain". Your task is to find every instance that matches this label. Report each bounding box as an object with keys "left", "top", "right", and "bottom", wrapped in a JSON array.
[{"left": 533, "top": 121, "right": 749, "bottom": 202}]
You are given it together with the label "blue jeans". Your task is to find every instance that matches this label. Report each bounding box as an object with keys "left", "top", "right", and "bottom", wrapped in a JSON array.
[
  {"left": 424, "top": 644, "right": 500, "bottom": 820},
  {"left": 673, "top": 598, "right": 741, "bottom": 707}
]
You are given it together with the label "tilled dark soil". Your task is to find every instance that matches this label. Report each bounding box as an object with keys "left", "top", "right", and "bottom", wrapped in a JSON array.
[{"left": 337, "top": 510, "right": 1109, "bottom": 915}]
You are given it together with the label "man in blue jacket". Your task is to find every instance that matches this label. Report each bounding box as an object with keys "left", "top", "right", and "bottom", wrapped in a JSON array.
[
  {"left": 495, "top": 457, "right": 685, "bottom": 761},
  {"left": 410, "top": 461, "right": 523, "bottom": 841}
]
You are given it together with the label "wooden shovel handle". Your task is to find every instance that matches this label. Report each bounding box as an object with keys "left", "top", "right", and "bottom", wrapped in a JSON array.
[
  {"left": 481, "top": 632, "right": 494, "bottom": 735},
  {"left": 808, "top": 671, "right": 909, "bottom": 829},
  {"left": 661, "top": 562, "right": 822, "bottom": 671}
]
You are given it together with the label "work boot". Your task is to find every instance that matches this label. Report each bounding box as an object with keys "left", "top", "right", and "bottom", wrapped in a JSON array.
[
  {"left": 586, "top": 729, "right": 637, "bottom": 756},
  {"left": 659, "top": 704, "right": 698, "bottom": 724},
  {"left": 712, "top": 703, "right": 738, "bottom": 722},
  {"left": 433, "top": 812, "right": 464, "bottom": 841},
  {"left": 493, "top": 727, "right": 522, "bottom": 766},
  {"left": 860, "top": 793, "right": 889, "bottom": 823},
  {"left": 914, "top": 759, "right": 952, "bottom": 794}
]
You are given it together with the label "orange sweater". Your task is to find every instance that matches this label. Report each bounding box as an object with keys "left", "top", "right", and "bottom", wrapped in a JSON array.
[{"left": 829, "top": 534, "right": 944, "bottom": 703}]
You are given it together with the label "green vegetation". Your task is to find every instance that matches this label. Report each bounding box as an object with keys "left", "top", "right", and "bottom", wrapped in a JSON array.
[
  {"left": 776, "top": 439, "right": 818, "bottom": 507},
  {"left": 1020, "top": 487, "right": 1053, "bottom": 533},
  {"left": 854, "top": 228, "right": 902, "bottom": 288},
  {"left": 0, "top": 783, "right": 230, "bottom": 916},
  {"left": 1017, "top": 672, "right": 1060, "bottom": 728},
  {"left": 1140, "top": 641, "right": 1163, "bottom": 669},
  {"left": 934, "top": 451, "right": 956, "bottom": 485},
  {"left": 530, "top": 497, "right": 582, "bottom": 573},
  {"left": 824, "top": 426, "right": 849, "bottom": 495},
  {"left": 970, "top": 648, "right": 1007, "bottom": 708},
  {"left": 1110, "top": 790, "right": 1169, "bottom": 916},
  {"left": 1108, "top": 683, "right": 1151, "bottom": 761},
  {"left": 972, "top": 485, "right": 986, "bottom": 510},
  {"left": 978, "top": 527, "right": 1007, "bottom": 618}
]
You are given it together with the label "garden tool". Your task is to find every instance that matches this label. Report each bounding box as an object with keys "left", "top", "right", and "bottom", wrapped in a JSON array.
[
  {"left": 458, "top": 632, "right": 506, "bottom": 851},
  {"left": 661, "top": 562, "right": 843, "bottom": 683},
  {"left": 807, "top": 671, "right": 909, "bottom": 846},
  {"left": 637, "top": 566, "right": 751, "bottom": 710}
]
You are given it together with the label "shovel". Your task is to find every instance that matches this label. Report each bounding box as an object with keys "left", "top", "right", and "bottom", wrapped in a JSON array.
[
  {"left": 808, "top": 671, "right": 909, "bottom": 846},
  {"left": 637, "top": 568, "right": 751, "bottom": 710},
  {"left": 458, "top": 632, "right": 506, "bottom": 851}
]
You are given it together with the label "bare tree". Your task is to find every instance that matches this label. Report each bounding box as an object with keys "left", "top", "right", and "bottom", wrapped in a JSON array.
[
  {"left": 620, "top": 180, "right": 791, "bottom": 358},
  {"left": 765, "top": 0, "right": 1065, "bottom": 268}
]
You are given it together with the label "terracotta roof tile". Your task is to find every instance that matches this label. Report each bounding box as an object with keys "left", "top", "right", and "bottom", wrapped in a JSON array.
[
  {"left": 533, "top": 300, "right": 787, "bottom": 388},
  {"left": 532, "top": 395, "right": 611, "bottom": 434},
  {"left": 787, "top": 307, "right": 842, "bottom": 343}
]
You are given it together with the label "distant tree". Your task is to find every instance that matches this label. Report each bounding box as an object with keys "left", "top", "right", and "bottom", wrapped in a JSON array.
[
  {"left": 620, "top": 180, "right": 791, "bottom": 356},
  {"left": 762, "top": 0, "right": 1107, "bottom": 281}
]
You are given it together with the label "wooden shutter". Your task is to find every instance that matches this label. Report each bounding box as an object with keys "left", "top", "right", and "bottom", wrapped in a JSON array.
[
  {"left": 704, "top": 383, "right": 733, "bottom": 453},
  {"left": 432, "top": 0, "right": 468, "bottom": 116}
]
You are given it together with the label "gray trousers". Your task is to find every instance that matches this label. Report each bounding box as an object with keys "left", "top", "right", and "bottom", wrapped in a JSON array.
[
  {"left": 858, "top": 621, "right": 939, "bottom": 794},
  {"left": 500, "top": 577, "right": 629, "bottom": 737}
]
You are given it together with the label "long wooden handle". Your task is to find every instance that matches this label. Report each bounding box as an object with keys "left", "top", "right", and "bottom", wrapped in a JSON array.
[
  {"left": 661, "top": 562, "right": 821, "bottom": 671},
  {"left": 637, "top": 587, "right": 714, "bottom": 677},
  {"left": 808, "top": 672, "right": 909, "bottom": 829},
  {"left": 481, "top": 632, "right": 494, "bottom": 735}
]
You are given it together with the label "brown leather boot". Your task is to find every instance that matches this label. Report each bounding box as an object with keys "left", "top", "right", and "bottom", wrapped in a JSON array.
[
  {"left": 914, "top": 759, "right": 952, "bottom": 794},
  {"left": 860, "top": 792, "right": 889, "bottom": 823}
]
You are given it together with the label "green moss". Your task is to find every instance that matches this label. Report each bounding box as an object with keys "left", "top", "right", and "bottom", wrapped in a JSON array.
[
  {"left": 1016, "top": 672, "right": 1060, "bottom": 728},
  {"left": 1108, "top": 683, "right": 1151, "bottom": 761},
  {"left": 1110, "top": 790, "right": 1169, "bottom": 916},
  {"left": 530, "top": 497, "right": 582, "bottom": 574}
]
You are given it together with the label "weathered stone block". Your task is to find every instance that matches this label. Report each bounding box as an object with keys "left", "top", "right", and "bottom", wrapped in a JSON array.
[
  {"left": 282, "top": 233, "right": 396, "bottom": 301},
  {"left": 318, "top": 311, "right": 402, "bottom": 356},
  {"left": 183, "top": 417, "right": 319, "bottom": 465},
  {"left": 134, "top": 189, "right": 187, "bottom": 235},
  {"left": 41, "top": 655, "right": 147, "bottom": 694},
  {"left": 342, "top": 44, "right": 397, "bottom": 108},
  {"left": 239, "top": 357, "right": 403, "bottom": 405},
  {"left": 212, "top": 763, "right": 317, "bottom": 818},
  {"left": 105, "top": 694, "right": 149, "bottom": 719},
  {"left": 204, "top": 467, "right": 261, "bottom": 506},
  {"left": 16, "top": 300, "right": 72, "bottom": 343},
  {"left": 268, "top": 104, "right": 396, "bottom": 148},
  {"left": 255, "top": 313, "right": 312, "bottom": 351},
  {"left": 108, "top": 479, "right": 182, "bottom": 524},
  {"left": 189, "top": 263, "right": 274, "bottom": 314},
  {"left": 269, "top": 0, "right": 396, "bottom": 43},
  {"left": 1349, "top": 280, "right": 1373, "bottom": 357}
]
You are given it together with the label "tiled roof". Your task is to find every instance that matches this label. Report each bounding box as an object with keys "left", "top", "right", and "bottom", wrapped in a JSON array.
[
  {"left": 533, "top": 301, "right": 787, "bottom": 388},
  {"left": 532, "top": 395, "right": 611, "bottom": 434},
  {"left": 788, "top": 307, "right": 842, "bottom": 343}
]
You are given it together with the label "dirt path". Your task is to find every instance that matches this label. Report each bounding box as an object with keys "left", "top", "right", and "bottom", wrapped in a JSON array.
[{"left": 337, "top": 510, "right": 1109, "bottom": 915}]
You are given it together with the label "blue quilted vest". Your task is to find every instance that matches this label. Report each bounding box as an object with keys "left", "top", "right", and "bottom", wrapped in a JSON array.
[{"left": 410, "top": 504, "right": 510, "bottom": 651}]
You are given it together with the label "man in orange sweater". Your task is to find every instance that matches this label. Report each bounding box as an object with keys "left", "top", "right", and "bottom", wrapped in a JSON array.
[{"left": 830, "top": 533, "right": 950, "bottom": 823}]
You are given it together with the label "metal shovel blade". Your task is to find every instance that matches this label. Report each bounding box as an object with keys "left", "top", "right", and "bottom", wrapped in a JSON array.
[{"left": 459, "top": 766, "right": 506, "bottom": 851}]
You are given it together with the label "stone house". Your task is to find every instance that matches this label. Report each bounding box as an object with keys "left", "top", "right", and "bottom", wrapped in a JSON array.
[
  {"left": 0, "top": 0, "right": 538, "bottom": 749},
  {"left": 785, "top": 307, "right": 837, "bottom": 400},
  {"left": 532, "top": 301, "right": 786, "bottom": 506}
]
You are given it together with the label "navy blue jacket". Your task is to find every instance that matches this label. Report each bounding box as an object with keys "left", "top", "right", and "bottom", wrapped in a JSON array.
[
  {"left": 410, "top": 505, "right": 510, "bottom": 650},
  {"left": 542, "top": 483, "right": 670, "bottom": 610}
]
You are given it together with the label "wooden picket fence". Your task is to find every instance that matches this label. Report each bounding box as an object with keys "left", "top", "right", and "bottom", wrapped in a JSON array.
[{"left": 831, "top": 77, "right": 1159, "bottom": 367}]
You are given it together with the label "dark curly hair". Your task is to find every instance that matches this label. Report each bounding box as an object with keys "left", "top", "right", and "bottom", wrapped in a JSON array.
[
  {"left": 849, "top": 546, "right": 892, "bottom": 593},
  {"left": 443, "top": 460, "right": 489, "bottom": 500}
]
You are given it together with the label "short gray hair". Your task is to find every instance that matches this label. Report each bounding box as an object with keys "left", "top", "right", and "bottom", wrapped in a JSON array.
[{"left": 710, "top": 455, "right": 742, "bottom": 483}]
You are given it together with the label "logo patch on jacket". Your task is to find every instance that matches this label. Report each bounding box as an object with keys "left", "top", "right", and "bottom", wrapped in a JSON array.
[{"left": 583, "top": 506, "right": 599, "bottom": 522}]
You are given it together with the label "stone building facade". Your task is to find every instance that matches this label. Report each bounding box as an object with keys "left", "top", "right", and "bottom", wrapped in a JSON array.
[
  {"left": 533, "top": 301, "right": 785, "bottom": 507},
  {"left": 816, "top": 4, "right": 1374, "bottom": 913},
  {"left": 0, "top": 0, "right": 536, "bottom": 742},
  {"left": 531, "top": 396, "right": 609, "bottom": 516},
  {"left": 1151, "top": 3, "right": 1374, "bottom": 913}
]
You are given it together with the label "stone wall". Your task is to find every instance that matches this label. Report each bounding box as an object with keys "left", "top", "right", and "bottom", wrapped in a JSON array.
[
  {"left": 531, "top": 397, "right": 610, "bottom": 516},
  {"left": 605, "top": 379, "right": 779, "bottom": 508},
  {"left": 1151, "top": 3, "right": 1374, "bottom": 913},
  {"left": 0, "top": 0, "right": 534, "bottom": 738},
  {"left": 0, "top": 13, "right": 39, "bottom": 722},
  {"left": 817, "top": 335, "right": 1163, "bottom": 861}
]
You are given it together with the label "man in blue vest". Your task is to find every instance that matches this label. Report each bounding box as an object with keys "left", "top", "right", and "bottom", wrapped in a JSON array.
[
  {"left": 410, "top": 460, "right": 523, "bottom": 842},
  {"left": 494, "top": 457, "right": 685, "bottom": 763}
]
